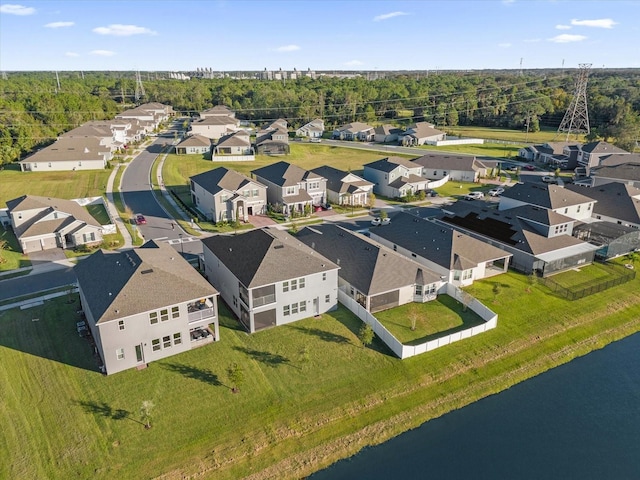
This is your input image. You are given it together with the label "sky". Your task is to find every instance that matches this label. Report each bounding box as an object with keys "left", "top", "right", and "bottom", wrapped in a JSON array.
[{"left": 0, "top": 0, "right": 638, "bottom": 71}]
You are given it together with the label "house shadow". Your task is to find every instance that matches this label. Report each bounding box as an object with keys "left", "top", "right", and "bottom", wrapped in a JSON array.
[
  {"left": 161, "top": 362, "right": 224, "bottom": 387},
  {"left": 332, "top": 312, "right": 397, "bottom": 357},
  {"left": 291, "top": 325, "right": 351, "bottom": 345},
  {"left": 233, "top": 346, "right": 293, "bottom": 368},
  {"left": 0, "top": 301, "right": 102, "bottom": 373},
  {"left": 74, "top": 400, "right": 143, "bottom": 425}
]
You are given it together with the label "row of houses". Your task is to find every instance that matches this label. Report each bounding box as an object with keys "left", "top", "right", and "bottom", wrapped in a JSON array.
[
  {"left": 331, "top": 121, "right": 446, "bottom": 146},
  {"left": 19, "top": 103, "right": 173, "bottom": 172}
]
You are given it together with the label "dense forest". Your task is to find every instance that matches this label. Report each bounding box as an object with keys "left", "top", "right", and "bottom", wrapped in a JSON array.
[{"left": 1, "top": 69, "right": 639, "bottom": 165}]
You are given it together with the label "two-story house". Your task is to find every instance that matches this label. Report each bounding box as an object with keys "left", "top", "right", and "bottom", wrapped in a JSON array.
[
  {"left": 577, "top": 141, "right": 630, "bottom": 173},
  {"left": 199, "top": 105, "right": 236, "bottom": 119},
  {"left": 565, "top": 182, "right": 640, "bottom": 229},
  {"left": 498, "top": 182, "right": 596, "bottom": 222},
  {"left": 297, "top": 224, "right": 444, "bottom": 312},
  {"left": 6, "top": 195, "right": 104, "bottom": 253},
  {"left": 201, "top": 228, "right": 339, "bottom": 333},
  {"left": 74, "top": 240, "right": 220, "bottom": 375},
  {"left": 189, "top": 115, "right": 240, "bottom": 141},
  {"left": 251, "top": 161, "right": 327, "bottom": 215},
  {"left": 412, "top": 153, "right": 489, "bottom": 183},
  {"left": 370, "top": 212, "right": 511, "bottom": 286},
  {"left": 255, "top": 119, "right": 290, "bottom": 155},
  {"left": 363, "top": 156, "right": 427, "bottom": 198},
  {"left": 190, "top": 167, "right": 268, "bottom": 222},
  {"left": 310, "top": 166, "right": 373, "bottom": 207}
]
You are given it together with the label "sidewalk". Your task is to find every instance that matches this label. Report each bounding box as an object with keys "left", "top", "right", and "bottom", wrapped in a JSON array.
[{"left": 105, "top": 163, "right": 134, "bottom": 249}]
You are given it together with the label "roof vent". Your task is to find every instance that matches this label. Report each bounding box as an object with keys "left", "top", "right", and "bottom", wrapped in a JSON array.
[
  {"left": 141, "top": 269, "right": 153, "bottom": 274},
  {"left": 274, "top": 244, "right": 284, "bottom": 249},
  {"left": 336, "top": 259, "right": 340, "bottom": 265}
]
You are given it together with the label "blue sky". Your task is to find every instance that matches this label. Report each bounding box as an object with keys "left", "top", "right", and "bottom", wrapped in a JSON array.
[{"left": 1, "top": 0, "right": 638, "bottom": 71}]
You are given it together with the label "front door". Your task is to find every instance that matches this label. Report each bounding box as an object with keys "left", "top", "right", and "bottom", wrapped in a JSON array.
[
  {"left": 135, "top": 344, "right": 144, "bottom": 363},
  {"left": 313, "top": 297, "right": 319, "bottom": 315}
]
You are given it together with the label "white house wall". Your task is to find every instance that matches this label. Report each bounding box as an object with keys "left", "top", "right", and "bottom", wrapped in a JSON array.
[{"left": 20, "top": 159, "right": 106, "bottom": 172}]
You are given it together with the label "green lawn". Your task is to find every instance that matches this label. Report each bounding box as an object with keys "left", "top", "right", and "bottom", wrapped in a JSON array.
[
  {"left": 85, "top": 202, "right": 111, "bottom": 225},
  {"left": 0, "top": 226, "right": 31, "bottom": 271},
  {"left": 2, "top": 270, "right": 640, "bottom": 479},
  {"left": 434, "top": 181, "right": 495, "bottom": 198},
  {"left": 375, "top": 295, "right": 486, "bottom": 345},
  {"left": 445, "top": 126, "right": 586, "bottom": 145},
  {"left": 418, "top": 141, "right": 522, "bottom": 159},
  {"left": 545, "top": 262, "right": 633, "bottom": 290},
  {"left": 0, "top": 164, "right": 112, "bottom": 207}
]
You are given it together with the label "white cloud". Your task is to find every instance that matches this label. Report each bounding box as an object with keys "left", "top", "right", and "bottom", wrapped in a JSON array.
[
  {"left": 344, "top": 60, "right": 364, "bottom": 66},
  {"left": 498, "top": 43, "right": 511, "bottom": 48},
  {"left": 45, "top": 21, "right": 74, "bottom": 28},
  {"left": 555, "top": 24, "right": 571, "bottom": 30},
  {"left": 373, "top": 11, "right": 408, "bottom": 22},
  {"left": 0, "top": 4, "right": 36, "bottom": 15},
  {"left": 93, "top": 24, "right": 157, "bottom": 36},
  {"left": 65, "top": 52, "right": 79, "bottom": 57},
  {"left": 90, "top": 50, "right": 115, "bottom": 56},
  {"left": 502, "top": 0, "right": 515, "bottom": 5},
  {"left": 275, "top": 44, "right": 300, "bottom": 52},
  {"left": 571, "top": 18, "right": 617, "bottom": 29},
  {"left": 549, "top": 34, "right": 587, "bottom": 43}
]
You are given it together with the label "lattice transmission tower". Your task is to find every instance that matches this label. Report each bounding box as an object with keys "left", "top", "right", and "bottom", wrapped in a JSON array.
[
  {"left": 135, "top": 70, "right": 146, "bottom": 103},
  {"left": 557, "top": 63, "right": 591, "bottom": 141}
]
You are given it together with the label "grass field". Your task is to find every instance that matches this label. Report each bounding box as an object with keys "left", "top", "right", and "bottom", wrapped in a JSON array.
[
  {"left": 445, "top": 126, "right": 586, "bottom": 145},
  {"left": 0, "top": 164, "right": 112, "bottom": 207},
  {"left": 0, "top": 226, "right": 30, "bottom": 271},
  {"left": 418, "top": 141, "right": 523, "bottom": 159},
  {"left": 85, "top": 203, "right": 111, "bottom": 225},
  {"left": 2, "top": 269, "right": 640, "bottom": 479},
  {"left": 375, "top": 295, "right": 486, "bottom": 345}
]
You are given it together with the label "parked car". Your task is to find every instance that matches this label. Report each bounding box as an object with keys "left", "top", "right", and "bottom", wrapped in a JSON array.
[
  {"left": 464, "top": 191, "right": 485, "bottom": 200},
  {"left": 310, "top": 138, "right": 322, "bottom": 143},
  {"left": 135, "top": 214, "right": 146, "bottom": 225},
  {"left": 541, "top": 175, "right": 557, "bottom": 183},
  {"left": 322, "top": 203, "right": 333, "bottom": 211},
  {"left": 370, "top": 217, "right": 381, "bottom": 226},
  {"left": 501, "top": 163, "right": 517, "bottom": 170},
  {"left": 488, "top": 187, "right": 505, "bottom": 197},
  {"left": 425, "top": 189, "right": 439, "bottom": 197},
  {"left": 523, "top": 164, "right": 536, "bottom": 171},
  {"left": 381, "top": 217, "right": 391, "bottom": 225}
]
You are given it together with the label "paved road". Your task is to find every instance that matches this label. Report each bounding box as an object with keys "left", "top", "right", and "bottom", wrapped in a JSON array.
[
  {"left": 0, "top": 268, "right": 77, "bottom": 303},
  {"left": 121, "top": 121, "right": 203, "bottom": 256}
]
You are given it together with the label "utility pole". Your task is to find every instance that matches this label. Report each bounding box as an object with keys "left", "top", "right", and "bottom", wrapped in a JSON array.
[
  {"left": 135, "top": 70, "right": 146, "bottom": 103},
  {"left": 55, "top": 71, "right": 61, "bottom": 93},
  {"left": 557, "top": 63, "right": 591, "bottom": 141}
]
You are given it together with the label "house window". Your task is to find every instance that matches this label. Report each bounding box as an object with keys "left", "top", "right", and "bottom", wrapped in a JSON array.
[
  {"left": 325, "top": 294, "right": 330, "bottom": 303},
  {"left": 149, "top": 312, "right": 158, "bottom": 325},
  {"left": 48, "top": 162, "right": 52, "bottom": 167},
  {"left": 291, "top": 279, "right": 297, "bottom": 290},
  {"left": 308, "top": 181, "right": 319, "bottom": 190},
  {"left": 285, "top": 186, "right": 296, "bottom": 195},
  {"left": 433, "top": 171, "right": 437, "bottom": 176},
  {"left": 283, "top": 305, "right": 290, "bottom": 316},
  {"left": 173, "top": 332, "right": 182, "bottom": 345},
  {"left": 171, "top": 306, "right": 180, "bottom": 318},
  {"left": 462, "top": 270, "right": 473, "bottom": 280},
  {"left": 291, "top": 302, "right": 299, "bottom": 314},
  {"left": 221, "top": 194, "right": 228, "bottom": 202},
  {"left": 577, "top": 205, "right": 581, "bottom": 213},
  {"left": 564, "top": 208, "right": 568, "bottom": 214},
  {"left": 426, "top": 284, "right": 437, "bottom": 294},
  {"left": 415, "top": 285, "right": 423, "bottom": 296},
  {"left": 588, "top": 203, "right": 592, "bottom": 210},
  {"left": 163, "top": 335, "right": 171, "bottom": 348},
  {"left": 283, "top": 281, "right": 289, "bottom": 292},
  {"left": 78, "top": 162, "right": 82, "bottom": 166},
  {"left": 322, "top": 273, "right": 326, "bottom": 281},
  {"left": 299, "top": 278, "right": 305, "bottom": 289},
  {"left": 116, "top": 348, "right": 125, "bottom": 360},
  {"left": 152, "top": 339, "right": 161, "bottom": 351},
  {"left": 243, "top": 189, "right": 250, "bottom": 197},
  {"left": 118, "top": 320, "right": 125, "bottom": 331},
  {"left": 253, "top": 189, "right": 259, "bottom": 197},
  {"left": 160, "top": 309, "right": 169, "bottom": 322},
  {"left": 300, "top": 301, "right": 307, "bottom": 313},
  {"left": 454, "top": 271, "right": 461, "bottom": 281}
]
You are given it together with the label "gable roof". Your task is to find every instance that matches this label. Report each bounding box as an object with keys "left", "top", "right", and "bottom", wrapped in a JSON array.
[
  {"left": 192, "top": 115, "right": 239, "bottom": 126},
  {"left": 201, "top": 105, "right": 234, "bottom": 116},
  {"left": 581, "top": 141, "right": 629, "bottom": 155},
  {"left": 190, "top": 167, "right": 262, "bottom": 195},
  {"left": 20, "top": 136, "right": 110, "bottom": 163},
  {"left": 178, "top": 134, "right": 211, "bottom": 147},
  {"left": 216, "top": 130, "right": 251, "bottom": 148},
  {"left": 372, "top": 211, "right": 509, "bottom": 270},
  {"left": 310, "top": 166, "right": 372, "bottom": 194},
  {"left": 374, "top": 124, "right": 403, "bottom": 136},
  {"left": 336, "top": 122, "right": 374, "bottom": 133},
  {"left": 297, "top": 224, "right": 440, "bottom": 295},
  {"left": 599, "top": 153, "right": 640, "bottom": 167},
  {"left": 412, "top": 153, "right": 479, "bottom": 171},
  {"left": 565, "top": 182, "right": 640, "bottom": 225},
  {"left": 363, "top": 156, "right": 419, "bottom": 173},
  {"left": 403, "top": 122, "right": 445, "bottom": 139},
  {"left": 7, "top": 195, "right": 101, "bottom": 228},
  {"left": 251, "top": 161, "right": 322, "bottom": 187},
  {"left": 74, "top": 240, "right": 217, "bottom": 324},
  {"left": 499, "top": 182, "right": 594, "bottom": 210},
  {"left": 590, "top": 162, "right": 640, "bottom": 182},
  {"left": 202, "top": 228, "right": 338, "bottom": 288}
]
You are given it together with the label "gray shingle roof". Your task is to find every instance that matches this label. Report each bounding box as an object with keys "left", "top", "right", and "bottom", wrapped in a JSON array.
[
  {"left": 297, "top": 224, "right": 440, "bottom": 295},
  {"left": 74, "top": 240, "right": 218, "bottom": 324},
  {"left": 372, "top": 212, "right": 509, "bottom": 270},
  {"left": 499, "top": 182, "right": 594, "bottom": 210},
  {"left": 178, "top": 134, "right": 211, "bottom": 147},
  {"left": 599, "top": 153, "right": 640, "bottom": 167},
  {"left": 216, "top": 131, "right": 250, "bottom": 147},
  {"left": 20, "top": 136, "right": 110, "bottom": 163},
  {"left": 336, "top": 122, "right": 374, "bottom": 133},
  {"left": 201, "top": 228, "right": 338, "bottom": 288},
  {"left": 192, "top": 115, "right": 239, "bottom": 126},
  {"left": 591, "top": 163, "right": 640, "bottom": 182},
  {"left": 310, "top": 166, "right": 372, "bottom": 194},
  {"left": 190, "top": 167, "right": 262, "bottom": 196},
  {"left": 581, "top": 141, "right": 629, "bottom": 155},
  {"left": 412, "top": 153, "right": 479, "bottom": 171},
  {"left": 363, "top": 156, "right": 419, "bottom": 173},
  {"left": 565, "top": 182, "right": 640, "bottom": 225},
  {"left": 252, "top": 161, "right": 323, "bottom": 187}
]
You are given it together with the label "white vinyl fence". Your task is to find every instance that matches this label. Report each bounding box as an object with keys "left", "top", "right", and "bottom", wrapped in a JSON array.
[
  {"left": 339, "top": 283, "right": 497, "bottom": 359},
  {"left": 73, "top": 196, "right": 116, "bottom": 234}
]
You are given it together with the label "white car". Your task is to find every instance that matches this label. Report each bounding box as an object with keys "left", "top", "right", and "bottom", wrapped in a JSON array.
[
  {"left": 488, "top": 187, "right": 505, "bottom": 197},
  {"left": 370, "top": 217, "right": 381, "bottom": 226},
  {"left": 381, "top": 217, "right": 391, "bottom": 225},
  {"left": 464, "top": 191, "right": 485, "bottom": 200},
  {"left": 541, "top": 176, "right": 557, "bottom": 183}
]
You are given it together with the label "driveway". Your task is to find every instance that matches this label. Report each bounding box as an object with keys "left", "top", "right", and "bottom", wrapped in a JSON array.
[
  {"left": 28, "top": 248, "right": 67, "bottom": 266},
  {"left": 248, "top": 215, "right": 277, "bottom": 228}
]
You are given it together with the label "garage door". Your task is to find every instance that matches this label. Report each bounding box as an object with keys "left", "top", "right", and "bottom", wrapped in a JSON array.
[
  {"left": 23, "top": 239, "right": 43, "bottom": 253},
  {"left": 41, "top": 236, "right": 58, "bottom": 250}
]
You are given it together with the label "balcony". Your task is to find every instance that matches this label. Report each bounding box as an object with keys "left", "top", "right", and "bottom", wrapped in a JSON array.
[
  {"left": 187, "top": 299, "right": 215, "bottom": 323},
  {"left": 252, "top": 294, "right": 276, "bottom": 308},
  {"left": 190, "top": 326, "right": 215, "bottom": 348}
]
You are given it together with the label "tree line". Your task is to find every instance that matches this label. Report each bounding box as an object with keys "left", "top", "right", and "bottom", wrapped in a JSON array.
[{"left": 1, "top": 69, "right": 638, "bottom": 165}]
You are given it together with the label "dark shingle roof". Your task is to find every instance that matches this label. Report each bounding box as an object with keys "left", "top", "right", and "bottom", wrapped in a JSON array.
[
  {"left": 581, "top": 141, "right": 629, "bottom": 155},
  {"left": 591, "top": 163, "right": 640, "bottom": 182},
  {"left": 499, "top": 182, "right": 594, "bottom": 210},
  {"left": 202, "top": 228, "right": 338, "bottom": 288},
  {"left": 251, "top": 161, "right": 322, "bottom": 187},
  {"left": 297, "top": 224, "right": 440, "bottom": 295},
  {"left": 178, "top": 134, "right": 211, "bottom": 147},
  {"left": 74, "top": 240, "right": 218, "bottom": 324},
  {"left": 363, "top": 156, "right": 419, "bottom": 173},
  {"left": 565, "top": 182, "right": 640, "bottom": 225},
  {"left": 311, "top": 166, "right": 372, "bottom": 194},
  {"left": 372, "top": 212, "right": 509, "bottom": 270},
  {"left": 190, "top": 167, "right": 261, "bottom": 195},
  {"left": 412, "top": 153, "right": 479, "bottom": 171}
]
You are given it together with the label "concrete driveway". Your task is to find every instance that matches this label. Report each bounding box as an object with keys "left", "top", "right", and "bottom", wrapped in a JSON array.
[
  {"left": 248, "top": 215, "right": 277, "bottom": 228},
  {"left": 28, "top": 248, "right": 68, "bottom": 266}
]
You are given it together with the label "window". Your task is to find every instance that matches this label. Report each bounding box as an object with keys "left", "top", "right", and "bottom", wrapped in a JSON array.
[
  {"left": 118, "top": 320, "right": 125, "bottom": 331},
  {"left": 283, "top": 281, "right": 289, "bottom": 292},
  {"left": 163, "top": 335, "right": 171, "bottom": 348},
  {"left": 299, "top": 278, "right": 305, "bottom": 289},
  {"left": 171, "top": 306, "right": 180, "bottom": 318},
  {"left": 300, "top": 301, "right": 306, "bottom": 313},
  {"left": 325, "top": 294, "right": 330, "bottom": 303},
  {"left": 564, "top": 208, "right": 568, "bottom": 214},
  {"left": 173, "top": 332, "right": 182, "bottom": 345},
  {"left": 308, "top": 181, "right": 319, "bottom": 190},
  {"left": 152, "top": 339, "right": 161, "bottom": 351},
  {"left": 243, "top": 189, "right": 250, "bottom": 197},
  {"left": 322, "top": 273, "right": 326, "bottom": 281},
  {"left": 116, "top": 348, "right": 125, "bottom": 360},
  {"left": 283, "top": 305, "right": 290, "bottom": 316},
  {"left": 454, "top": 271, "right": 461, "bottom": 281},
  {"left": 221, "top": 194, "right": 228, "bottom": 202},
  {"left": 160, "top": 309, "right": 169, "bottom": 322},
  {"left": 285, "top": 186, "right": 296, "bottom": 195},
  {"left": 415, "top": 285, "right": 423, "bottom": 296},
  {"left": 48, "top": 162, "right": 52, "bottom": 167},
  {"left": 149, "top": 312, "right": 158, "bottom": 325},
  {"left": 462, "top": 270, "right": 473, "bottom": 280},
  {"left": 253, "top": 189, "right": 259, "bottom": 197},
  {"left": 577, "top": 205, "right": 581, "bottom": 213},
  {"left": 291, "top": 302, "right": 299, "bottom": 314},
  {"left": 291, "top": 279, "right": 297, "bottom": 290}
]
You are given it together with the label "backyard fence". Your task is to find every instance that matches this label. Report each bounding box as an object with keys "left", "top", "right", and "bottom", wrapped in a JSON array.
[{"left": 538, "top": 266, "right": 636, "bottom": 301}]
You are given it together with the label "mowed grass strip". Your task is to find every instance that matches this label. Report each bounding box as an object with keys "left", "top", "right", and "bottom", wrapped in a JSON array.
[
  {"left": 1, "top": 270, "right": 640, "bottom": 480},
  {"left": 0, "top": 226, "right": 31, "bottom": 271}
]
